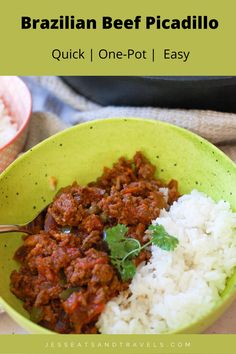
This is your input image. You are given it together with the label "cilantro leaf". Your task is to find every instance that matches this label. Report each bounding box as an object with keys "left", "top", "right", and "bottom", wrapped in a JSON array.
[
  {"left": 123, "top": 238, "right": 140, "bottom": 256},
  {"left": 105, "top": 224, "right": 128, "bottom": 244},
  {"left": 120, "top": 259, "right": 136, "bottom": 281},
  {"left": 105, "top": 223, "right": 178, "bottom": 281},
  {"left": 148, "top": 224, "right": 179, "bottom": 251},
  {"left": 105, "top": 224, "right": 140, "bottom": 281},
  {"left": 110, "top": 257, "right": 136, "bottom": 281},
  {"left": 105, "top": 225, "right": 139, "bottom": 261}
]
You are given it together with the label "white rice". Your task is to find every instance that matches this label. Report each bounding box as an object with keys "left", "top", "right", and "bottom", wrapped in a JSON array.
[
  {"left": 97, "top": 190, "right": 236, "bottom": 333},
  {"left": 0, "top": 98, "right": 17, "bottom": 148}
]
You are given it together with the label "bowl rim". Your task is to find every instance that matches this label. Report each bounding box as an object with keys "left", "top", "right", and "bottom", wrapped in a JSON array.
[
  {"left": 0, "top": 117, "right": 235, "bottom": 334},
  {"left": 2, "top": 117, "right": 236, "bottom": 177},
  {"left": 0, "top": 76, "right": 32, "bottom": 152}
]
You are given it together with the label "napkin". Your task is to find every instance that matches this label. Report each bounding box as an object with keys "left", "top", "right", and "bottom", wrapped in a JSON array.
[{"left": 23, "top": 76, "right": 236, "bottom": 161}]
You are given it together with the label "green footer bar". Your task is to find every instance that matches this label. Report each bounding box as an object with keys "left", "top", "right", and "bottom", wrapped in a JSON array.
[{"left": 0, "top": 335, "right": 235, "bottom": 354}]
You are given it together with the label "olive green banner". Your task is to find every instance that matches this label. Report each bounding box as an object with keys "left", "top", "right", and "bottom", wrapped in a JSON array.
[
  {"left": 0, "top": 334, "right": 235, "bottom": 354},
  {"left": 0, "top": 0, "right": 235, "bottom": 75}
]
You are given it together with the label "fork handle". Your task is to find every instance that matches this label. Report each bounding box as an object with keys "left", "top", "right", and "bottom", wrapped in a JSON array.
[{"left": 0, "top": 225, "right": 28, "bottom": 234}]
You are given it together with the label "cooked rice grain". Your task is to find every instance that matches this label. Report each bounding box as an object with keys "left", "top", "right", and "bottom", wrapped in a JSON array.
[
  {"left": 0, "top": 98, "right": 17, "bottom": 148},
  {"left": 97, "top": 190, "right": 236, "bottom": 333}
]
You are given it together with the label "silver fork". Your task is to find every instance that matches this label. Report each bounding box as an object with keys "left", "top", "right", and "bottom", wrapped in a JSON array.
[{"left": 0, "top": 208, "right": 46, "bottom": 235}]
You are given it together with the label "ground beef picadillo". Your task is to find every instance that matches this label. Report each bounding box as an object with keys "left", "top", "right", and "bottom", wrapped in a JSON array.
[{"left": 10, "top": 152, "right": 179, "bottom": 333}]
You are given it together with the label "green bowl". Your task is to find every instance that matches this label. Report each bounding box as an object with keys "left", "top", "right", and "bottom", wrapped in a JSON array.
[{"left": 0, "top": 118, "right": 235, "bottom": 334}]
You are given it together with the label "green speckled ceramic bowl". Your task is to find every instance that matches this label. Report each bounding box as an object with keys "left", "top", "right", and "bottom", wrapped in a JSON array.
[{"left": 0, "top": 118, "right": 235, "bottom": 334}]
